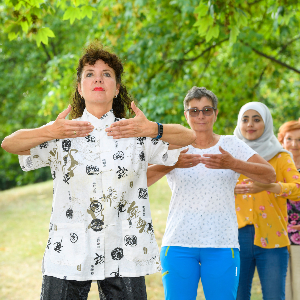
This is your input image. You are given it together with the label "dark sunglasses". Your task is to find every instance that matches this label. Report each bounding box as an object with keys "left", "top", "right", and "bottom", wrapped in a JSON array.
[{"left": 186, "top": 107, "right": 215, "bottom": 117}]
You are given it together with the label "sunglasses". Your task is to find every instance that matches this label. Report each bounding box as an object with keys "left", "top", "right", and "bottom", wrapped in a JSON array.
[{"left": 186, "top": 107, "right": 215, "bottom": 117}]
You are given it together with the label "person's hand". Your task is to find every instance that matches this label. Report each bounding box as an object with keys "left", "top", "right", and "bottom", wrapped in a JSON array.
[
  {"left": 200, "top": 146, "right": 236, "bottom": 169},
  {"left": 174, "top": 148, "right": 202, "bottom": 168},
  {"left": 105, "top": 101, "right": 155, "bottom": 139},
  {"left": 47, "top": 105, "right": 94, "bottom": 139},
  {"left": 290, "top": 224, "right": 300, "bottom": 231},
  {"left": 234, "top": 179, "right": 269, "bottom": 194}
]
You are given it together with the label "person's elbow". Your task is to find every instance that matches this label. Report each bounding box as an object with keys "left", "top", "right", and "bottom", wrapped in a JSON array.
[
  {"left": 1, "top": 136, "right": 23, "bottom": 155},
  {"left": 1, "top": 137, "right": 10, "bottom": 153}
]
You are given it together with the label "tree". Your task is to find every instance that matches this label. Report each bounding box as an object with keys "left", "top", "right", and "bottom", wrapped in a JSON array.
[{"left": 1, "top": 0, "right": 300, "bottom": 189}]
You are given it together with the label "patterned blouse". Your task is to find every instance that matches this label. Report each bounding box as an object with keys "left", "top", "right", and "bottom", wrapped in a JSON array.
[
  {"left": 287, "top": 168, "right": 300, "bottom": 245},
  {"left": 18, "top": 109, "right": 181, "bottom": 281},
  {"left": 235, "top": 152, "right": 300, "bottom": 249}
]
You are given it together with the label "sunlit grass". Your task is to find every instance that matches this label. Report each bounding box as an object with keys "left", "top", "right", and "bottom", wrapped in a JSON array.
[{"left": 0, "top": 178, "right": 262, "bottom": 299}]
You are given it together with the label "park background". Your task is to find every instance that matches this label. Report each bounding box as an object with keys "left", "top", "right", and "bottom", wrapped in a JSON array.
[{"left": 1, "top": 0, "right": 299, "bottom": 299}]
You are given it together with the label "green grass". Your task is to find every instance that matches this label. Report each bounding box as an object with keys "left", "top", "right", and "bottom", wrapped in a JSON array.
[{"left": 0, "top": 178, "right": 262, "bottom": 300}]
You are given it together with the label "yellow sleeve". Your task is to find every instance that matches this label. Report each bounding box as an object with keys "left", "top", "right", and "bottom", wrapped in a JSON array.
[{"left": 275, "top": 153, "right": 300, "bottom": 201}]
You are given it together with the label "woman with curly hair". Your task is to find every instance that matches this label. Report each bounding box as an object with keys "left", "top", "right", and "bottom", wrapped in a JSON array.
[
  {"left": 1, "top": 41, "right": 195, "bottom": 300},
  {"left": 278, "top": 119, "right": 300, "bottom": 300}
]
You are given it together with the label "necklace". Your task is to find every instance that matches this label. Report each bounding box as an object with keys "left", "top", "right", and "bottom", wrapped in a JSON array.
[{"left": 193, "top": 134, "right": 215, "bottom": 149}]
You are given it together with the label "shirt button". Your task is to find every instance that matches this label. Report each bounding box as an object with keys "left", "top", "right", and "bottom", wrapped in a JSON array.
[
  {"left": 250, "top": 222, "right": 252, "bottom": 224},
  {"left": 250, "top": 209, "right": 252, "bottom": 211}
]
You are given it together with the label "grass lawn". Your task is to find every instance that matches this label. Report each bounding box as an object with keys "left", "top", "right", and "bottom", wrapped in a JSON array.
[{"left": 0, "top": 178, "right": 262, "bottom": 300}]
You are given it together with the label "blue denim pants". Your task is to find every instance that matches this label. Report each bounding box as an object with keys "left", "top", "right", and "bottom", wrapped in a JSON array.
[{"left": 237, "top": 225, "right": 289, "bottom": 300}]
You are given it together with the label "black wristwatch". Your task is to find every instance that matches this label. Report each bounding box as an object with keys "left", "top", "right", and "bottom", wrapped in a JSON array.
[{"left": 154, "top": 122, "right": 163, "bottom": 139}]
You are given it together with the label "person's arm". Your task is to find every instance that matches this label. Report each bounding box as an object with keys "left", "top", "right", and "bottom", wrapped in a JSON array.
[
  {"left": 235, "top": 153, "right": 300, "bottom": 197},
  {"left": 1, "top": 106, "right": 94, "bottom": 155},
  {"left": 105, "top": 101, "right": 196, "bottom": 146},
  {"left": 200, "top": 146, "right": 276, "bottom": 184},
  {"left": 234, "top": 179, "right": 281, "bottom": 194},
  {"left": 290, "top": 224, "right": 300, "bottom": 230},
  {"left": 147, "top": 148, "right": 202, "bottom": 186}
]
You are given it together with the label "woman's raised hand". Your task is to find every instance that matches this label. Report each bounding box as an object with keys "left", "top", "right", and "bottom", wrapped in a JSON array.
[
  {"left": 105, "top": 101, "right": 155, "bottom": 139},
  {"left": 174, "top": 148, "right": 202, "bottom": 168},
  {"left": 200, "top": 146, "right": 236, "bottom": 169},
  {"left": 49, "top": 105, "right": 94, "bottom": 139}
]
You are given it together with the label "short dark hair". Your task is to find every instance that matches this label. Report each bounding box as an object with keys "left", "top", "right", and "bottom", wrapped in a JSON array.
[
  {"left": 70, "top": 41, "right": 134, "bottom": 119},
  {"left": 183, "top": 86, "right": 218, "bottom": 110}
]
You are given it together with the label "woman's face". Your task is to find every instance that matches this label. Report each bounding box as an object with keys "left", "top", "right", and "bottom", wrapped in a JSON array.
[
  {"left": 78, "top": 59, "right": 119, "bottom": 110},
  {"left": 184, "top": 97, "right": 218, "bottom": 132},
  {"left": 240, "top": 109, "right": 265, "bottom": 140},
  {"left": 282, "top": 129, "right": 300, "bottom": 159}
]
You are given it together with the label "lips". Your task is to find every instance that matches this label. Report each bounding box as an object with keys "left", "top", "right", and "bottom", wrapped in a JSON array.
[
  {"left": 93, "top": 87, "right": 104, "bottom": 91},
  {"left": 247, "top": 130, "right": 256, "bottom": 133}
]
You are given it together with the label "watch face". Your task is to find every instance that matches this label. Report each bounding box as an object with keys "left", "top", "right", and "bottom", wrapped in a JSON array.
[
  {"left": 159, "top": 124, "right": 163, "bottom": 135},
  {"left": 154, "top": 123, "right": 163, "bottom": 139}
]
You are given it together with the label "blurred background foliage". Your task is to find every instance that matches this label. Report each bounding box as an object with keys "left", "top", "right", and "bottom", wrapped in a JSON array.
[{"left": 1, "top": 0, "right": 300, "bottom": 190}]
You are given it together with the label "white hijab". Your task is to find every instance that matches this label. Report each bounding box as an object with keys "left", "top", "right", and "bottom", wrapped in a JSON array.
[{"left": 234, "top": 102, "right": 291, "bottom": 161}]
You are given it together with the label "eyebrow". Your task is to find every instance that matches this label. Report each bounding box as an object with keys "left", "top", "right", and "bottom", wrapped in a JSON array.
[
  {"left": 83, "top": 69, "right": 113, "bottom": 72},
  {"left": 242, "top": 115, "right": 262, "bottom": 118}
]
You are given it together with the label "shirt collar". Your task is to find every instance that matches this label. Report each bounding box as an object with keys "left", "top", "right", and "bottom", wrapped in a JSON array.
[{"left": 81, "top": 108, "right": 115, "bottom": 129}]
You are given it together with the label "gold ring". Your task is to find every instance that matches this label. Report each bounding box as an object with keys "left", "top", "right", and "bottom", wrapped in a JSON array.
[{"left": 74, "top": 131, "right": 76, "bottom": 135}]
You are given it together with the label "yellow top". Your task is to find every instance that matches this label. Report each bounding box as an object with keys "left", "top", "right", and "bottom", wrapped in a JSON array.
[{"left": 235, "top": 152, "right": 300, "bottom": 249}]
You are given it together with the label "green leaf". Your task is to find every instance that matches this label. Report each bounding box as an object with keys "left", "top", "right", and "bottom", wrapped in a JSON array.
[
  {"left": 229, "top": 25, "right": 239, "bottom": 43},
  {"left": 196, "top": 15, "right": 214, "bottom": 36},
  {"left": 20, "top": 21, "right": 28, "bottom": 32},
  {"left": 8, "top": 31, "right": 18, "bottom": 41},
  {"left": 10, "top": 0, "right": 19, "bottom": 6},
  {"left": 30, "top": 7, "right": 42, "bottom": 17},
  {"left": 63, "top": 6, "right": 82, "bottom": 24},
  {"left": 35, "top": 27, "right": 55, "bottom": 46},
  {"left": 194, "top": 3, "right": 208, "bottom": 17},
  {"left": 80, "top": 5, "right": 96, "bottom": 19},
  {"left": 206, "top": 24, "right": 219, "bottom": 42}
]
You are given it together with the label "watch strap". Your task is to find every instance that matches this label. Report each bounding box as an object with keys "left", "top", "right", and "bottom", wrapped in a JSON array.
[{"left": 154, "top": 122, "right": 163, "bottom": 139}]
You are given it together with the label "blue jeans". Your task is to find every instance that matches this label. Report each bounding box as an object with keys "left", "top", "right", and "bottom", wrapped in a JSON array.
[{"left": 237, "top": 225, "right": 289, "bottom": 300}]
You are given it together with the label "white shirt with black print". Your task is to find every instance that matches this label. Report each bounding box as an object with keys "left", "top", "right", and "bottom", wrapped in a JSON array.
[
  {"left": 162, "top": 135, "right": 256, "bottom": 249},
  {"left": 19, "top": 109, "right": 181, "bottom": 281}
]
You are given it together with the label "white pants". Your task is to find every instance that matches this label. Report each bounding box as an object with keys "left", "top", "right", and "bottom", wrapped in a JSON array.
[{"left": 286, "top": 245, "right": 300, "bottom": 300}]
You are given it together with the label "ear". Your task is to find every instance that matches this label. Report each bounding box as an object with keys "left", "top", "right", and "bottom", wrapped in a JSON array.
[
  {"left": 184, "top": 110, "right": 188, "bottom": 121},
  {"left": 77, "top": 82, "right": 82, "bottom": 96},
  {"left": 214, "top": 109, "right": 219, "bottom": 122},
  {"left": 115, "top": 83, "right": 120, "bottom": 97}
]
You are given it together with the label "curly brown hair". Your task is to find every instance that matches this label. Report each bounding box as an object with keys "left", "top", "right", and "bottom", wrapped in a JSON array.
[
  {"left": 278, "top": 119, "right": 300, "bottom": 144},
  {"left": 70, "top": 41, "right": 134, "bottom": 119}
]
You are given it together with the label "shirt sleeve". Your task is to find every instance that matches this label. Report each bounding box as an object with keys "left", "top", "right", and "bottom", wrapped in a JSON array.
[
  {"left": 144, "top": 138, "right": 181, "bottom": 166},
  {"left": 18, "top": 121, "right": 59, "bottom": 172},
  {"left": 276, "top": 153, "right": 300, "bottom": 201},
  {"left": 19, "top": 131, "right": 58, "bottom": 172},
  {"left": 223, "top": 136, "right": 257, "bottom": 161}
]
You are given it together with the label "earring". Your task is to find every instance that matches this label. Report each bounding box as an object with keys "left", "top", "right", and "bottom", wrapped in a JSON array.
[{"left": 114, "top": 95, "right": 118, "bottom": 98}]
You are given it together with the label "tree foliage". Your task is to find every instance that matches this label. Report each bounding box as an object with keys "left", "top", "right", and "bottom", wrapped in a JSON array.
[{"left": 1, "top": 0, "right": 300, "bottom": 189}]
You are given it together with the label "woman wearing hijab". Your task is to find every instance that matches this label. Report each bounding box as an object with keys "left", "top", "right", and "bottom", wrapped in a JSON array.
[{"left": 234, "top": 102, "right": 300, "bottom": 300}]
